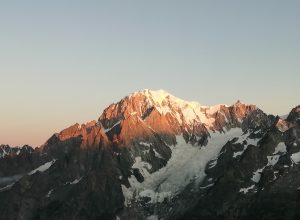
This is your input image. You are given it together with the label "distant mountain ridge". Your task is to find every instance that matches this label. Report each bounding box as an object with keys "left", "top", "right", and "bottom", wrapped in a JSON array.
[
  {"left": 0, "top": 89, "right": 299, "bottom": 220},
  {"left": 0, "top": 144, "right": 33, "bottom": 159}
]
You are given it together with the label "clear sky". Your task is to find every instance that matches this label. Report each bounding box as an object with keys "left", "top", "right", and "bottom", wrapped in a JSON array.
[{"left": 1, "top": 0, "right": 299, "bottom": 147}]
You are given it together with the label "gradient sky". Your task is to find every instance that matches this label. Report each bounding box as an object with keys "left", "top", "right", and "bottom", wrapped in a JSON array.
[{"left": 1, "top": 0, "right": 299, "bottom": 147}]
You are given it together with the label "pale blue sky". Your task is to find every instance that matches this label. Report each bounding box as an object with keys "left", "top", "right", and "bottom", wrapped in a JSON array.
[{"left": 0, "top": 0, "right": 299, "bottom": 146}]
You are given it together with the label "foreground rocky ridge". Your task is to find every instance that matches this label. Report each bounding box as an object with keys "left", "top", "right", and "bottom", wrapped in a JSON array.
[{"left": 0, "top": 90, "right": 299, "bottom": 220}]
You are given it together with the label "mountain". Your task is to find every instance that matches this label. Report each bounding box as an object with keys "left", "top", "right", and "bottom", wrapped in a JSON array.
[
  {"left": 0, "top": 89, "right": 299, "bottom": 220},
  {"left": 0, "top": 144, "right": 33, "bottom": 159}
]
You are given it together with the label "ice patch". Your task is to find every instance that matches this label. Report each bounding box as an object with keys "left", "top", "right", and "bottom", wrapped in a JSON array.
[
  {"left": 131, "top": 112, "right": 137, "bottom": 116},
  {"left": 251, "top": 167, "right": 265, "bottom": 183},
  {"left": 273, "top": 142, "right": 287, "bottom": 154},
  {"left": 235, "top": 131, "right": 260, "bottom": 146},
  {"left": 153, "top": 149, "right": 163, "bottom": 159},
  {"left": 207, "top": 159, "right": 218, "bottom": 168},
  {"left": 199, "top": 183, "right": 214, "bottom": 189},
  {"left": 46, "top": 189, "right": 54, "bottom": 198},
  {"left": 233, "top": 151, "right": 243, "bottom": 158},
  {"left": 139, "top": 142, "right": 151, "bottom": 147},
  {"left": 233, "top": 132, "right": 260, "bottom": 158},
  {"left": 70, "top": 177, "right": 82, "bottom": 185},
  {"left": 291, "top": 152, "right": 300, "bottom": 163},
  {"left": 28, "top": 160, "right": 56, "bottom": 175},
  {"left": 105, "top": 121, "right": 121, "bottom": 133},
  {"left": 0, "top": 182, "right": 14, "bottom": 192},
  {"left": 233, "top": 145, "right": 248, "bottom": 158},
  {"left": 254, "top": 130, "right": 261, "bottom": 134},
  {"left": 267, "top": 155, "right": 280, "bottom": 166},
  {"left": 240, "top": 185, "right": 255, "bottom": 194}
]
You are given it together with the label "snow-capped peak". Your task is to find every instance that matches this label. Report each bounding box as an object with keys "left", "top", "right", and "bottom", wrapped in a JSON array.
[
  {"left": 100, "top": 89, "right": 257, "bottom": 137},
  {"left": 126, "top": 89, "right": 210, "bottom": 125},
  {"left": 127, "top": 89, "right": 235, "bottom": 126},
  {"left": 129, "top": 89, "right": 200, "bottom": 109}
]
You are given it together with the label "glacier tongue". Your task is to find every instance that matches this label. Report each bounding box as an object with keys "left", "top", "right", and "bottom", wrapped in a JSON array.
[{"left": 122, "top": 128, "right": 243, "bottom": 205}]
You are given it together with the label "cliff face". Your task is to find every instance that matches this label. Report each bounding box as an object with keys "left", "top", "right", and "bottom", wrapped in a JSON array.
[{"left": 1, "top": 89, "right": 297, "bottom": 220}]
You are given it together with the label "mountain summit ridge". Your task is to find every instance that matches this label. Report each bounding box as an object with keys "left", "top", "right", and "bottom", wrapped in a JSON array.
[
  {"left": 98, "top": 89, "right": 257, "bottom": 145},
  {"left": 0, "top": 90, "right": 299, "bottom": 220},
  {"left": 100, "top": 89, "right": 253, "bottom": 125}
]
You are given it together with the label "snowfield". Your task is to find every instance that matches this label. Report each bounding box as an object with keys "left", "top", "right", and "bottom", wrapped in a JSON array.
[
  {"left": 28, "top": 159, "right": 57, "bottom": 175},
  {"left": 122, "top": 128, "right": 244, "bottom": 205}
]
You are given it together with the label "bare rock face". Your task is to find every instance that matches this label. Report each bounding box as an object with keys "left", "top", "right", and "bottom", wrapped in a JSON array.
[
  {"left": 276, "top": 118, "right": 291, "bottom": 132},
  {"left": 115, "top": 114, "right": 155, "bottom": 145},
  {"left": 41, "top": 121, "right": 110, "bottom": 158},
  {"left": 287, "top": 105, "right": 300, "bottom": 125},
  {"left": 52, "top": 120, "right": 109, "bottom": 148},
  {"left": 1, "top": 89, "right": 294, "bottom": 220}
]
